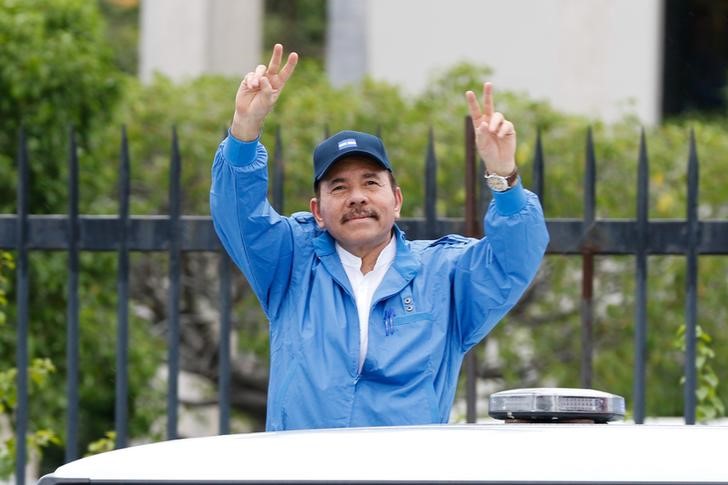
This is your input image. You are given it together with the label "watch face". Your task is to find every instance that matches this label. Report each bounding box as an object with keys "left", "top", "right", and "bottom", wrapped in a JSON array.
[{"left": 486, "top": 175, "right": 509, "bottom": 191}]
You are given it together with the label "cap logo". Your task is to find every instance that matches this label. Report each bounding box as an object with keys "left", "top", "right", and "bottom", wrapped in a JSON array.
[{"left": 337, "top": 138, "right": 357, "bottom": 150}]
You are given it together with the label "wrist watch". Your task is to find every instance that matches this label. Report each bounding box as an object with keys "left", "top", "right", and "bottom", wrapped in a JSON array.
[{"left": 484, "top": 167, "right": 519, "bottom": 192}]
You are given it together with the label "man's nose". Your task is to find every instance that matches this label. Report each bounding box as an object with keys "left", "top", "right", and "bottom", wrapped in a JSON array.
[{"left": 347, "top": 189, "right": 367, "bottom": 206}]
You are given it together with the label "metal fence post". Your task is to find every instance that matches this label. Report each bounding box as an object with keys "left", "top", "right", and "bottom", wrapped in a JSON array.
[
  {"left": 684, "top": 130, "right": 699, "bottom": 424},
  {"left": 66, "top": 126, "right": 80, "bottom": 461},
  {"left": 633, "top": 129, "right": 649, "bottom": 424},
  {"left": 115, "top": 126, "right": 131, "bottom": 448},
  {"left": 218, "top": 252, "right": 232, "bottom": 435},
  {"left": 464, "top": 116, "right": 479, "bottom": 423},
  {"left": 15, "top": 128, "right": 29, "bottom": 485},
  {"left": 581, "top": 127, "right": 596, "bottom": 389},
  {"left": 167, "top": 127, "right": 182, "bottom": 439}
]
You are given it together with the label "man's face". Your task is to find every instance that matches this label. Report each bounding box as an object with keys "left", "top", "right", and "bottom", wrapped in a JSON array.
[{"left": 310, "top": 157, "right": 403, "bottom": 257}]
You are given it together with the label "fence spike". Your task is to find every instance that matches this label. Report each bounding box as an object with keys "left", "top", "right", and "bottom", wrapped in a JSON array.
[
  {"left": 424, "top": 126, "right": 437, "bottom": 237},
  {"left": 532, "top": 128, "right": 545, "bottom": 208},
  {"left": 687, "top": 130, "right": 699, "bottom": 209},
  {"left": 637, "top": 128, "right": 649, "bottom": 223},
  {"left": 464, "top": 116, "right": 479, "bottom": 238},
  {"left": 584, "top": 126, "right": 596, "bottom": 225},
  {"left": 478, "top": 153, "right": 490, "bottom": 218},
  {"left": 273, "top": 126, "right": 284, "bottom": 213}
]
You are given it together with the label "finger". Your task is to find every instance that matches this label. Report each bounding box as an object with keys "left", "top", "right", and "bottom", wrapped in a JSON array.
[
  {"left": 489, "top": 112, "right": 504, "bottom": 133},
  {"left": 483, "top": 82, "right": 494, "bottom": 118},
  {"left": 278, "top": 52, "right": 299, "bottom": 84},
  {"left": 474, "top": 120, "right": 489, "bottom": 140},
  {"left": 465, "top": 91, "right": 482, "bottom": 124},
  {"left": 260, "top": 77, "right": 276, "bottom": 102},
  {"left": 497, "top": 120, "right": 515, "bottom": 139},
  {"left": 267, "top": 44, "right": 283, "bottom": 74},
  {"left": 242, "top": 71, "right": 258, "bottom": 89},
  {"left": 248, "top": 66, "right": 267, "bottom": 89}
]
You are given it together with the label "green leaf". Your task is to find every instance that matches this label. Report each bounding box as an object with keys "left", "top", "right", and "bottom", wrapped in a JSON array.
[
  {"left": 29, "top": 358, "right": 56, "bottom": 387},
  {"left": 703, "top": 372, "right": 719, "bottom": 389},
  {"left": 28, "top": 429, "right": 61, "bottom": 450},
  {"left": 85, "top": 431, "right": 116, "bottom": 457}
]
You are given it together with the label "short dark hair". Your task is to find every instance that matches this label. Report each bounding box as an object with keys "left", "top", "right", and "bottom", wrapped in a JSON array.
[{"left": 314, "top": 171, "right": 398, "bottom": 200}]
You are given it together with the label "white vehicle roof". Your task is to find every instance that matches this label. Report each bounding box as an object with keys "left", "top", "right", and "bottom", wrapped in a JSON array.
[{"left": 41, "top": 423, "right": 728, "bottom": 484}]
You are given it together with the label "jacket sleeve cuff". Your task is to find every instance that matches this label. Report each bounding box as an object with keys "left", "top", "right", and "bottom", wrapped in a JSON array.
[
  {"left": 223, "top": 130, "right": 260, "bottom": 167},
  {"left": 491, "top": 179, "right": 528, "bottom": 216}
]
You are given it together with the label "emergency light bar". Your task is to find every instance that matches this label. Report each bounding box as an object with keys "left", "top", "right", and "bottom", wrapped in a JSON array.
[{"left": 488, "top": 388, "right": 626, "bottom": 423}]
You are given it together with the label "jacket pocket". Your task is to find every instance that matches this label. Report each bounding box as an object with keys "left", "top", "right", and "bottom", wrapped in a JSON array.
[
  {"left": 372, "top": 311, "right": 434, "bottom": 384},
  {"left": 392, "top": 311, "right": 433, "bottom": 326}
]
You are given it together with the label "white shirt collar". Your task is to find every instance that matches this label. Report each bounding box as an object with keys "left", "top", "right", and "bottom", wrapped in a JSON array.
[{"left": 336, "top": 234, "right": 397, "bottom": 274}]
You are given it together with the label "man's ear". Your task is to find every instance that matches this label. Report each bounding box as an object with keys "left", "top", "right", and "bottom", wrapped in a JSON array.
[
  {"left": 310, "top": 197, "right": 326, "bottom": 228},
  {"left": 393, "top": 186, "right": 403, "bottom": 219}
]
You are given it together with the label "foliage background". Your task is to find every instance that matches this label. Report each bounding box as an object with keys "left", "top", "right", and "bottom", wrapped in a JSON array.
[{"left": 1, "top": 0, "right": 727, "bottom": 478}]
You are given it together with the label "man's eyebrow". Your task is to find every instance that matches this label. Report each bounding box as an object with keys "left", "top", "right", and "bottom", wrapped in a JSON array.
[
  {"left": 326, "top": 171, "right": 383, "bottom": 186},
  {"left": 327, "top": 176, "right": 348, "bottom": 186}
]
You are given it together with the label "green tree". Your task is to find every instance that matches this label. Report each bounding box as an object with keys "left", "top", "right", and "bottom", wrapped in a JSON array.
[
  {"left": 0, "top": 0, "right": 164, "bottom": 475},
  {"left": 0, "top": 0, "right": 121, "bottom": 212}
]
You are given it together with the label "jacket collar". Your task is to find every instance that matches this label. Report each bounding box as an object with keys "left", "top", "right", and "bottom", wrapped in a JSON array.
[
  {"left": 312, "top": 225, "right": 421, "bottom": 301},
  {"left": 373, "top": 225, "right": 421, "bottom": 303}
]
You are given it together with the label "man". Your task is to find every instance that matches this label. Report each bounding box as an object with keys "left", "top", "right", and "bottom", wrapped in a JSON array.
[{"left": 210, "top": 44, "right": 548, "bottom": 431}]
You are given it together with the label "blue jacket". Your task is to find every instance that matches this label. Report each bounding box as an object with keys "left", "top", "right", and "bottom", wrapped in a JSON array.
[{"left": 210, "top": 134, "right": 549, "bottom": 431}]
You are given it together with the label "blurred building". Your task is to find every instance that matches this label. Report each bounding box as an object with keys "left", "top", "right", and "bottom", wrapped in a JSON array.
[
  {"left": 140, "top": 0, "right": 728, "bottom": 124},
  {"left": 139, "top": 0, "right": 262, "bottom": 82}
]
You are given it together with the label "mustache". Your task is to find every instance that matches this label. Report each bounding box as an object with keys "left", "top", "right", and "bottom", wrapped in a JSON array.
[{"left": 341, "top": 207, "right": 379, "bottom": 223}]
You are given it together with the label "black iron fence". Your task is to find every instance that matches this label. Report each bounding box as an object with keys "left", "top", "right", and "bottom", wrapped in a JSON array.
[{"left": 3, "top": 119, "right": 728, "bottom": 482}]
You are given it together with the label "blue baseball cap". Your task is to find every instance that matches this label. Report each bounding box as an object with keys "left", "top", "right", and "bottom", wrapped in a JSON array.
[{"left": 313, "top": 130, "right": 392, "bottom": 183}]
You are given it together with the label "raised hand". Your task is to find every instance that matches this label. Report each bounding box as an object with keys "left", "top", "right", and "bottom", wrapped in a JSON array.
[
  {"left": 465, "top": 82, "right": 517, "bottom": 176},
  {"left": 231, "top": 44, "right": 299, "bottom": 141}
]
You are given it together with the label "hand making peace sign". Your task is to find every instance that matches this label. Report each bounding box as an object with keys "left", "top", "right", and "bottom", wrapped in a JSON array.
[
  {"left": 231, "top": 44, "right": 299, "bottom": 141},
  {"left": 465, "top": 83, "right": 517, "bottom": 176}
]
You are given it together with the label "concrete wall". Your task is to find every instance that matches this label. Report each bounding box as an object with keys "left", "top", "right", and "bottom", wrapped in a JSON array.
[
  {"left": 326, "top": 0, "right": 368, "bottom": 87},
  {"left": 140, "top": 0, "right": 262, "bottom": 82},
  {"left": 330, "top": 0, "right": 664, "bottom": 124}
]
